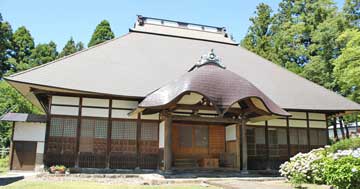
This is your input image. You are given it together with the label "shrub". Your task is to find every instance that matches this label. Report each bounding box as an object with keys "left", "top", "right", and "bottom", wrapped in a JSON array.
[
  {"left": 0, "top": 156, "right": 9, "bottom": 174},
  {"left": 327, "top": 137, "right": 360, "bottom": 153},
  {"left": 49, "top": 165, "right": 66, "bottom": 174}
]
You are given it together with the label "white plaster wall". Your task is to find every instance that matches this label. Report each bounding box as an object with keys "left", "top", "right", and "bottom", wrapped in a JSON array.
[
  {"left": 309, "top": 113, "right": 326, "bottom": 120},
  {"left": 268, "top": 119, "right": 287, "bottom": 127},
  {"left": 36, "top": 142, "right": 44, "bottom": 154},
  {"left": 111, "top": 109, "right": 136, "bottom": 119},
  {"left": 178, "top": 93, "right": 203, "bottom": 104},
  {"left": 112, "top": 100, "right": 138, "bottom": 109},
  {"left": 142, "top": 113, "right": 159, "bottom": 120},
  {"left": 226, "top": 124, "right": 236, "bottom": 141},
  {"left": 289, "top": 112, "right": 307, "bottom": 119},
  {"left": 248, "top": 121, "right": 265, "bottom": 126},
  {"left": 289, "top": 119, "right": 307, "bottom": 128},
  {"left": 82, "top": 107, "right": 109, "bottom": 117},
  {"left": 310, "top": 121, "right": 327, "bottom": 128},
  {"left": 52, "top": 96, "right": 79, "bottom": 105},
  {"left": 51, "top": 105, "right": 79, "bottom": 116},
  {"left": 159, "top": 121, "right": 165, "bottom": 148},
  {"left": 83, "top": 98, "right": 109, "bottom": 107},
  {"left": 13, "top": 122, "right": 46, "bottom": 142}
]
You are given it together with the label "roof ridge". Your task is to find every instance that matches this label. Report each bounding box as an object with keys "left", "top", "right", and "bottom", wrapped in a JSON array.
[{"left": 7, "top": 32, "right": 131, "bottom": 78}]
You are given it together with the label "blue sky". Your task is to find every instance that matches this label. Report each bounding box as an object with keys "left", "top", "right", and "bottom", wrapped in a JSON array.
[{"left": 0, "top": 0, "right": 344, "bottom": 50}]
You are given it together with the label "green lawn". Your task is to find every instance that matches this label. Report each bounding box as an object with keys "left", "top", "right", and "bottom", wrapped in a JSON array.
[{"left": 3, "top": 181, "right": 221, "bottom": 189}]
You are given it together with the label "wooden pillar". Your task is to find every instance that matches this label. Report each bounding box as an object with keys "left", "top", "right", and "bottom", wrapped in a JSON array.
[
  {"left": 356, "top": 114, "right": 359, "bottom": 134},
  {"left": 106, "top": 99, "right": 112, "bottom": 168},
  {"left": 286, "top": 117, "right": 291, "bottom": 158},
  {"left": 9, "top": 122, "right": 15, "bottom": 170},
  {"left": 306, "top": 112, "right": 311, "bottom": 151},
  {"left": 43, "top": 96, "right": 52, "bottom": 167},
  {"left": 235, "top": 123, "right": 241, "bottom": 169},
  {"left": 339, "top": 117, "right": 346, "bottom": 140},
  {"left": 333, "top": 117, "right": 338, "bottom": 141},
  {"left": 241, "top": 118, "right": 248, "bottom": 174},
  {"left": 265, "top": 121, "right": 270, "bottom": 170},
  {"left": 75, "top": 97, "right": 82, "bottom": 168},
  {"left": 164, "top": 115, "right": 172, "bottom": 171},
  {"left": 325, "top": 115, "right": 330, "bottom": 145},
  {"left": 136, "top": 113, "right": 141, "bottom": 168}
]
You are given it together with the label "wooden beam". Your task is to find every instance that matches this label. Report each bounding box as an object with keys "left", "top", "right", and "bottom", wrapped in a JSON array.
[
  {"left": 106, "top": 99, "right": 112, "bottom": 168},
  {"left": 172, "top": 115, "right": 241, "bottom": 124},
  {"left": 164, "top": 115, "right": 172, "bottom": 171},
  {"left": 9, "top": 122, "right": 15, "bottom": 170},
  {"left": 265, "top": 121, "right": 270, "bottom": 170},
  {"left": 75, "top": 97, "right": 82, "bottom": 168},
  {"left": 136, "top": 113, "right": 141, "bottom": 168},
  {"left": 286, "top": 117, "right": 291, "bottom": 159},
  {"left": 241, "top": 118, "right": 248, "bottom": 174},
  {"left": 306, "top": 112, "right": 311, "bottom": 151},
  {"left": 235, "top": 123, "right": 241, "bottom": 169}
]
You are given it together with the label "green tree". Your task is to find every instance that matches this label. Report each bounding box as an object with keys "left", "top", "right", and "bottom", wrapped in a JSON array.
[
  {"left": 59, "top": 37, "right": 83, "bottom": 58},
  {"left": 0, "top": 13, "right": 13, "bottom": 79},
  {"left": 11, "top": 26, "right": 34, "bottom": 72},
  {"left": 343, "top": 0, "right": 360, "bottom": 26},
  {"left": 88, "top": 20, "right": 115, "bottom": 47},
  {"left": 333, "top": 29, "right": 360, "bottom": 103},
  {"left": 30, "top": 41, "right": 58, "bottom": 66},
  {"left": 241, "top": 3, "right": 273, "bottom": 60}
]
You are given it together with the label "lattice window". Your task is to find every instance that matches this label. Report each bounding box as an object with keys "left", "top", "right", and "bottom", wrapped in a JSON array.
[
  {"left": 255, "top": 127, "right": 265, "bottom": 144},
  {"left": 179, "top": 126, "right": 192, "bottom": 147},
  {"left": 111, "top": 120, "right": 137, "bottom": 140},
  {"left": 277, "top": 128, "right": 287, "bottom": 145},
  {"left": 290, "top": 128, "right": 298, "bottom": 144},
  {"left": 247, "top": 128, "right": 256, "bottom": 157},
  {"left": 298, "top": 129, "right": 308, "bottom": 145},
  {"left": 141, "top": 122, "right": 158, "bottom": 141},
  {"left": 94, "top": 120, "right": 108, "bottom": 139},
  {"left": 310, "top": 129, "right": 318, "bottom": 145},
  {"left": 269, "top": 129, "right": 279, "bottom": 157},
  {"left": 50, "top": 117, "right": 77, "bottom": 137},
  {"left": 318, "top": 130, "right": 327, "bottom": 145},
  {"left": 80, "top": 118, "right": 108, "bottom": 153},
  {"left": 195, "top": 126, "right": 208, "bottom": 147}
]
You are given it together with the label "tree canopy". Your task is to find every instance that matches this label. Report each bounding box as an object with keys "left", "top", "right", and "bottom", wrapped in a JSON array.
[{"left": 88, "top": 20, "right": 115, "bottom": 47}]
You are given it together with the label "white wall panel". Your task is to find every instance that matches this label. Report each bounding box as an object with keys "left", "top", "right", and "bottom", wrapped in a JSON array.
[
  {"left": 36, "top": 142, "right": 45, "bottom": 154},
  {"left": 289, "top": 119, "right": 307, "bottom": 128},
  {"left": 310, "top": 121, "right": 327, "bottom": 128},
  {"left": 83, "top": 98, "right": 109, "bottom": 107},
  {"left": 289, "top": 112, "right": 307, "bottom": 119},
  {"left": 268, "top": 119, "right": 287, "bottom": 127},
  {"left": 248, "top": 121, "right": 265, "bottom": 126},
  {"left": 51, "top": 105, "right": 79, "bottom": 116},
  {"left": 309, "top": 113, "right": 326, "bottom": 120},
  {"left": 52, "top": 96, "right": 79, "bottom": 105},
  {"left": 13, "top": 122, "right": 46, "bottom": 142},
  {"left": 82, "top": 107, "right": 109, "bottom": 117},
  {"left": 142, "top": 113, "right": 159, "bottom": 120},
  {"left": 226, "top": 124, "right": 236, "bottom": 141},
  {"left": 112, "top": 100, "right": 138, "bottom": 109},
  {"left": 159, "top": 121, "right": 165, "bottom": 148},
  {"left": 111, "top": 109, "right": 136, "bottom": 119}
]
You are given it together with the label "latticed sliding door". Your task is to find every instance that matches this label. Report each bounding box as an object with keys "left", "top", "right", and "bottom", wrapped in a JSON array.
[
  {"left": 46, "top": 117, "right": 77, "bottom": 167},
  {"left": 139, "top": 121, "right": 159, "bottom": 169},
  {"left": 78, "top": 118, "right": 108, "bottom": 168},
  {"left": 109, "top": 120, "right": 137, "bottom": 169}
]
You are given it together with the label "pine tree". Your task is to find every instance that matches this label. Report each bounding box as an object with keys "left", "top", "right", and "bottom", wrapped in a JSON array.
[
  {"left": 88, "top": 20, "right": 115, "bottom": 47},
  {"left": 30, "top": 41, "right": 58, "bottom": 66},
  {"left": 343, "top": 0, "right": 360, "bottom": 26},
  {"left": 0, "top": 13, "right": 13, "bottom": 79},
  {"left": 59, "top": 38, "right": 78, "bottom": 58},
  {"left": 11, "top": 26, "right": 34, "bottom": 72}
]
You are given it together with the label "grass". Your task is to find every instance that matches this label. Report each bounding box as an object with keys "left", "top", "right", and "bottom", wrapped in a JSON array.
[
  {"left": 3, "top": 181, "right": 220, "bottom": 189},
  {"left": 0, "top": 156, "right": 9, "bottom": 175},
  {"left": 327, "top": 137, "right": 360, "bottom": 153}
]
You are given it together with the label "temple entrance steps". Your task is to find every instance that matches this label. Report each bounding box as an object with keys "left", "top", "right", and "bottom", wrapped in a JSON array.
[{"left": 173, "top": 158, "right": 198, "bottom": 168}]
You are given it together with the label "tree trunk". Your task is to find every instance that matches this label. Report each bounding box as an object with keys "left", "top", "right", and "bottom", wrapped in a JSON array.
[
  {"left": 333, "top": 117, "right": 338, "bottom": 141},
  {"left": 338, "top": 117, "right": 346, "bottom": 140}
]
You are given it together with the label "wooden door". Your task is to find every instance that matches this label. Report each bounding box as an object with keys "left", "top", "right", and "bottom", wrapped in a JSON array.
[{"left": 12, "top": 141, "right": 37, "bottom": 170}]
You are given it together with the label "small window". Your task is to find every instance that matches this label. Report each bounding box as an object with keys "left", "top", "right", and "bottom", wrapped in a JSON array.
[
  {"left": 141, "top": 122, "right": 158, "bottom": 141},
  {"left": 195, "top": 127, "right": 208, "bottom": 147},
  {"left": 179, "top": 126, "right": 192, "bottom": 147}
]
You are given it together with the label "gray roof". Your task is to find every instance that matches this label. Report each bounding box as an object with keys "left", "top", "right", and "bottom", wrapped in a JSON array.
[
  {"left": 4, "top": 21, "right": 360, "bottom": 113},
  {"left": 0, "top": 113, "right": 47, "bottom": 123}
]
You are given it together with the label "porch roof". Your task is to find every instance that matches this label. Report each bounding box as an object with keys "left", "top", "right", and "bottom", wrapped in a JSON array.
[{"left": 0, "top": 113, "right": 47, "bottom": 123}]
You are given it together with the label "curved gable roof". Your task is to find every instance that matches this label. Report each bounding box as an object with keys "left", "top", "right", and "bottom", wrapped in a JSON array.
[{"left": 5, "top": 31, "right": 360, "bottom": 112}]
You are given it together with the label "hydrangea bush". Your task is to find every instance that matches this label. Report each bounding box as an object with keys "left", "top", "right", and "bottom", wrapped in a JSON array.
[{"left": 280, "top": 137, "right": 360, "bottom": 189}]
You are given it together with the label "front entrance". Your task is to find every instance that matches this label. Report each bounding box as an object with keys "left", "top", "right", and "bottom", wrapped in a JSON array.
[
  {"left": 172, "top": 122, "right": 228, "bottom": 168},
  {"left": 11, "top": 141, "right": 37, "bottom": 170}
]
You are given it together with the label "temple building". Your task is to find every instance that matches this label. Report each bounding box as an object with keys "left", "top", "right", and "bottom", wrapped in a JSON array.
[{"left": 2, "top": 16, "right": 360, "bottom": 172}]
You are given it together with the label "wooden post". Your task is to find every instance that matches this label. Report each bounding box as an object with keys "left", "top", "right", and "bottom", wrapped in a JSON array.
[
  {"left": 75, "top": 97, "right": 82, "bottom": 168},
  {"left": 325, "top": 115, "right": 330, "bottom": 145},
  {"left": 265, "top": 121, "right": 270, "bottom": 170},
  {"left": 339, "top": 117, "right": 346, "bottom": 140},
  {"left": 333, "top": 117, "right": 338, "bottom": 141},
  {"left": 136, "top": 113, "right": 141, "bottom": 168},
  {"left": 9, "top": 122, "right": 15, "bottom": 170},
  {"left": 286, "top": 117, "right": 291, "bottom": 158},
  {"left": 106, "top": 99, "right": 112, "bottom": 168},
  {"left": 43, "top": 96, "right": 52, "bottom": 167},
  {"left": 241, "top": 118, "right": 248, "bottom": 174},
  {"left": 306, "top": 112, "right": 311, "bottom": 151},
  {"left": 164, "top": 115, "right": 172, "bottom": 171},
  {"left": 356, "top": 114, "right": 359, "bottom": 134},
  {"left": 235, "top": 123, "right": 241, "bottom": 169}
]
